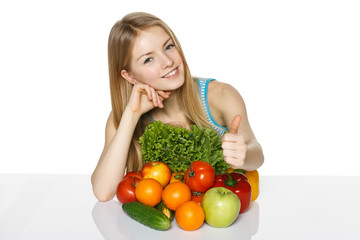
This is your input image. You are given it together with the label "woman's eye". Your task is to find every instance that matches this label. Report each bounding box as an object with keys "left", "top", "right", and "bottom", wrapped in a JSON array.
[
  {"left": 144, "top": 57, "right": 153, "bottom": 64},
  {"left": 165, "top": 44, "right": 174, "bottom": 50}
]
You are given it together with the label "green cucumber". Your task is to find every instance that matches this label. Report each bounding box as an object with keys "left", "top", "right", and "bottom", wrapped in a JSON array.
[
  {"left": 122, "top": 201, "right": 171, "bottom": 231},
  {"left": 155, "top": 201, "right": 174, "bottom": 221}
]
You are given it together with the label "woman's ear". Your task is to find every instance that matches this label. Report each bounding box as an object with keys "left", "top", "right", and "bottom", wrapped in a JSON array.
[{"left": 121, "top": 70, "right": 138, "bottom": 85}]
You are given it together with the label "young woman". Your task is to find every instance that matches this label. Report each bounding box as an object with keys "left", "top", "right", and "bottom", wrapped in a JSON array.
[{"left": 91, "top": 12, "right": 264, "bottom": 201}]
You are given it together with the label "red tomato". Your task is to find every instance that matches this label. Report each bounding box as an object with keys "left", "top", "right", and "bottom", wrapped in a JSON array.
[
  {"left": 116, "top": 176, "right": 141, "bottom": 204},
  {"left": 124, "top": 171, "right": 142, "bottom": 179},
  {"left": 191, "top": 192, "right": 205, "bottom": 206},
  {"left": 184, "top": 161, "right": 215, "bottom": 193}
]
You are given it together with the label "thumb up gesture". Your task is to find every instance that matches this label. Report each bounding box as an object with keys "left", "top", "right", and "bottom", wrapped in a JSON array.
[{"left": 221, "top": 115, "right": 247, "bottom": 169}]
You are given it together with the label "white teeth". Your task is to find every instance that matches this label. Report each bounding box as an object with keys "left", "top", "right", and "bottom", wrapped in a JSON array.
[{"left": 164, "top": 68, "right": 177, "bottom": 78}]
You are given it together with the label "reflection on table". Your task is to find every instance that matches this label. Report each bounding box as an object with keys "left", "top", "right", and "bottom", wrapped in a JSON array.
[{"left": 92, "top": 200, "right": 259, "bottom": 240}]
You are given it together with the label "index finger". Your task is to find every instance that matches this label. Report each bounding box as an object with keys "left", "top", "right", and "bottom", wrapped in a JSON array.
[{"left": 156, "top": 90, "right": 172, "bottom": 99}]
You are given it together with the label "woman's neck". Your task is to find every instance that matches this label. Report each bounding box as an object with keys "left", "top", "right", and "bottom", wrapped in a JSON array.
[
  {"left": 161, "top": 91, "right": 180, "bottom": 114},
  {"left": 151, "top": 92, "right": 193, "bottom": 129}
]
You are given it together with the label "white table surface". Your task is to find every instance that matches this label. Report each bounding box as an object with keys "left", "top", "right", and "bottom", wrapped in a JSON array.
[{"left": 1, "top": 174, "right": 359, "bottom": 240}]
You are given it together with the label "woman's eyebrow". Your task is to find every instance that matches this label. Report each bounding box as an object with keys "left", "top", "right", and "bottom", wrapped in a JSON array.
[
  {"left": 136, "top": 38, "right": 172, "bottom": 62},
  {"left": 163, "top": 38, "right": 171, "bottom": 47}
]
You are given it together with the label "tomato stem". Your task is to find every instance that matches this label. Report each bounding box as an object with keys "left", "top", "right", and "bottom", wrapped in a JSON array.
[
  {"left": 192, "top": 191, "right": 202, "bottom": 196},
  {"left": 188, "top": 164, "right": 195, "bottom": 178}
]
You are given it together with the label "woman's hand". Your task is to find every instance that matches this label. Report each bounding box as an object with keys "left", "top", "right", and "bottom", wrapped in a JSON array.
[
  {"left": 126, "top": 83, "right": 171, "bottom": 115},
  {"left": 221, "top": 115, "right": 247, "bottom": 169}
]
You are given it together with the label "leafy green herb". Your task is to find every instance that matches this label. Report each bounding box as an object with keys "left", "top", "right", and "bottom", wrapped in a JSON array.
[{"left": 139, "top": 121, "right": 230, "bottom": 175}]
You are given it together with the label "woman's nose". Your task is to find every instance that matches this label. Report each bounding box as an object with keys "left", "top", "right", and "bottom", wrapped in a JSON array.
[{"left": 161, "top": 54, "right": 173, "bottom": 69}]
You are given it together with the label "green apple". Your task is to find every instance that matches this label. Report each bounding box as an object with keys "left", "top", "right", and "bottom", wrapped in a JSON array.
[{"left": 202, "top": 187, "right": 240, "bottom": 228}]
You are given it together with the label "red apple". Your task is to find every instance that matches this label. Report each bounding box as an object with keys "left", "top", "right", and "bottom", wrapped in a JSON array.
[{"left": 141, "top": 161, "right": 171, "bottom": 188}]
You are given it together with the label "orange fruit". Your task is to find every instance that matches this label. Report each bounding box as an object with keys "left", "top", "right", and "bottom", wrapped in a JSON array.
[
  {"left": 175, "top": 201, "right": 205, "bottom": 231},
  {"left": 135, "top": 178, "right": 163, "bottom": 207},
  {"left": 162, "top": 182, "right": 191, "bottom": 210}
]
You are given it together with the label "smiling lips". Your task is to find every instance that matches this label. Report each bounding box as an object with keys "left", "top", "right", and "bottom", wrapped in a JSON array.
[{"left": 162, "top": 67, "right": 178, "bottom": 78}]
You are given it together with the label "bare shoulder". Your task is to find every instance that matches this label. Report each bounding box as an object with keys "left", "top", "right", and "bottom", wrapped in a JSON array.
[
  {"left": 207, "top": 80, "right": 247, "bottom": 128},
  {"left": 208, "top": 80, "right": 241, "bottom": 97},
  {"left": 208, "top": 81, "right": 245, "bottom": 112}
]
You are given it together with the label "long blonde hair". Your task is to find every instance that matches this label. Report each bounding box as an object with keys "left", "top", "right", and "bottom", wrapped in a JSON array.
[{"left": 108, "top": 12, "right": 210, "bottom": 172}]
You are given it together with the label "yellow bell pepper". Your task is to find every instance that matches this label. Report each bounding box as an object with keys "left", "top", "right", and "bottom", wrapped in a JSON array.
[{"left": 245, "top": 170, "right": 259, "bottom": 201}]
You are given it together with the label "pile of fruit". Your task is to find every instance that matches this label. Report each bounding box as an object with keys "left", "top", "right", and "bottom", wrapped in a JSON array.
[{"left": 117, "top": 160, "right": 259, "bottom": 231}]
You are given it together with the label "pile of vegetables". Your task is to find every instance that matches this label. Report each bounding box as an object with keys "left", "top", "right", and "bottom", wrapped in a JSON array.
[
  {"left": 139, "top": 121, "right": 230, "bottom": 175},
  {"left": 117, "top": 121, "right": 260, "bottom": 231},
  {"left": 118, "top": 160, "right": 257, "bottom": 231}
]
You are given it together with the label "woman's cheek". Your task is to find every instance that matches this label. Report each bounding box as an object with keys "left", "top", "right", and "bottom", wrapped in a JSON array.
[{"left": 137, "top": 69, "right": 159, "bottom": 85}]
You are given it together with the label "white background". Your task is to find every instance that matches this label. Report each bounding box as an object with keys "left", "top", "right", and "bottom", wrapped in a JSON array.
[{"left": 0, "top": 0, "right": 359, "bottom": 175}]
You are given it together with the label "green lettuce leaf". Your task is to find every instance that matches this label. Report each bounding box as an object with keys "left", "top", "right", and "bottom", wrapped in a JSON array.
[{"left": 139, "top": 121, "right": 230, "bottom": 175}]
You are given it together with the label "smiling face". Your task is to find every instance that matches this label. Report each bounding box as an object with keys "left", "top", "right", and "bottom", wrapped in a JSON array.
[{"left": 121, "top": 26, "right": 185, "bottom": 91}]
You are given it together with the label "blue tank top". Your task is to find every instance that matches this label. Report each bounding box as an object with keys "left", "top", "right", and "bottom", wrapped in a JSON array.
[
  {"left": 148, "top": 78, "right": 228, "bottom": 136},
  {"left": 196, "top": 78, "right": 228, "bottom": 136}
]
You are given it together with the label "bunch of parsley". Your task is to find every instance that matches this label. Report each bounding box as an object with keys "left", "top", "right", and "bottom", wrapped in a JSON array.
[{"left": 139, "top": 121, "right": 230, "bottom": 175}]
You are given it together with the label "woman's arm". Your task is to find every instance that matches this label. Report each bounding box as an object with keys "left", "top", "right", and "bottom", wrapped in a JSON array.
[
  {"left": 91, "top": 109, "right": 141, "bottom": 202},
  {"left": 208, "top": 81, "right": 264, "bottom": 171},
  {"left": 91, "top": 83, "right": 171, "bottom": 202}
]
